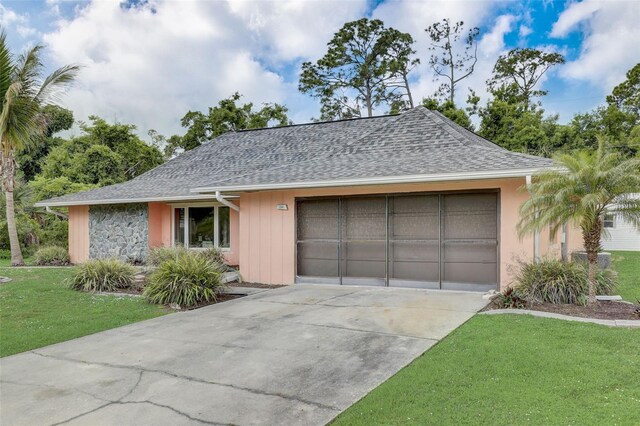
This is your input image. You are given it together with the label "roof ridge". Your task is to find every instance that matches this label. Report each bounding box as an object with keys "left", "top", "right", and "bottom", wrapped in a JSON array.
[
  {"left": 427, "top": 110, "right": 506, "bottom": 151},
  {"left": 234, "top": 112, "right": 400, "bottom": 134}
]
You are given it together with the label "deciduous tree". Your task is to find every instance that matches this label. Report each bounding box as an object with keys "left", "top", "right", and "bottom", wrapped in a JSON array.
[{"left": 162, "top": 93, "right": 290, "bottom": 156}]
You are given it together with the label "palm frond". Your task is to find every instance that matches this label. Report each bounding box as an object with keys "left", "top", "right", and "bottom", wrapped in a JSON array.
[{"left": 35, "top": 64, "right": 81, "bottom": 105}]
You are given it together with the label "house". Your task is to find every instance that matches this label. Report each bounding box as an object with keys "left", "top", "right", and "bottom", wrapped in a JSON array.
[
  {"left": 36, "top": 107, "right": 584, "bottom": 291},
  {"left": 601, "top": 195, "right": 640, "bottom": 251}
]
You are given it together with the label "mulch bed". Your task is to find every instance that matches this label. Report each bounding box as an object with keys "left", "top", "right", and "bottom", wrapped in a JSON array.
[{"left": 484, "top": 299, "right": 639, "bottom": 320}]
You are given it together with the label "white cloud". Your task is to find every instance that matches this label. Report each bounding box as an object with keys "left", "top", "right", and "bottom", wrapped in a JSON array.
[
  {"left": 227, "top": 0, "right": 367, "bottom": 62},
  {"left": 16, "top": 24, "right": 37, "bottom": 37},
  {"left": 519, "top": 25, "right": 532, "bottom": 37},
  {"left": 0, "top": 2, "right": 22, "bottom": 27},
  {"left": 550, "top": 0, "right": 600, "bottom": 37},
  {"left": 40, "top": 0, "right": 373, "bottom": 138},
  {"left": 552, "top": 0, "right": 640, "bottom": 92}
]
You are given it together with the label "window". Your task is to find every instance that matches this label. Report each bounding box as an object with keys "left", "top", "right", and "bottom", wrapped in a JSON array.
[
  {"left": 172, "top": 205, "right": 230, "bottom": 250},
  {"left": 603, "top": 213, "right": 615, "bottom": 228}
]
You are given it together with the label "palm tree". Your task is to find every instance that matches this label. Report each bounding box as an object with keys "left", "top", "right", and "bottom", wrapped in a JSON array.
[
  {"left": 0, "top": 30, "right": 79, "bottom": 265},
  {"left": 518, "top": 139, "right": 640, "bottom": 304}
]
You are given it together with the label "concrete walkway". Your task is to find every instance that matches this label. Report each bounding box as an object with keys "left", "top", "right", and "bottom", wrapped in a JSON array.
[{"left": 1, "top": 285, "right": 487, "bottom": 426}]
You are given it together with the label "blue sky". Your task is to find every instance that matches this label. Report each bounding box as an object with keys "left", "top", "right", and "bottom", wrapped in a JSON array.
[{"left": 1, "top": 0, "right": 638, "bottom": 139}]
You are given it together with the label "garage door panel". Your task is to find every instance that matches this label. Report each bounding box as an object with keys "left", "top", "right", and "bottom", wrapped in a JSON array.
[
  {"left": 390, "top": 261, "right": 439, "bottom": 282},
  {"left": 392, "top": 215, "right": 439, "bottom": 239},
  {"left": 298, "top": 218, "right": 339, "bottom": 240},
  {"left": 297, "top": 199, "right": 338, "bottom": 240},
  {"left": 392, "top": 195, "right": 439, "bottom": 213},
  {"left": 443, "top": 214, "right": 497, "bottom": 239},
  {"left": 443, "top": 262, "right": 497, "bottom": 285},
  {"left": 344, "top": 260, "right": 386, "bottom": 279},
  {"left": 443, "top": 242, "right": 497, "bottom": 263},
  {"left": 344, "top": 217, "right": 386, "bottom": 239},
  {"left": 444, "top": 193, "right": 497, "bottom": 212},
  {"left": 296, "top": 242, "right": 338, "bottom": 277},
  {"left": 343, "top": 241, "right": 386, "bottom": 261},
  {"left": 390, "top": 241, "right": 438, "bottom": 262}
]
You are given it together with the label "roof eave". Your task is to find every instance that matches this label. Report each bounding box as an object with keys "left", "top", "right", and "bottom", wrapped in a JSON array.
[
  {"left": 191, "top": 167, "right": 555, "bottom": 194},
  {"left": 34, "top": 194, "right": 223, "bottom": 208}
]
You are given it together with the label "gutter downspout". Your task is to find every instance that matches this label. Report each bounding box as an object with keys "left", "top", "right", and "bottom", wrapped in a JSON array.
[
  {"left": 215, "top": 191, "right": 239, "bottom": 212},
  {"left": 526, "top": 175, "right": 540, "bottom": 262},
  {"left": 45, "top": 206, "right": 68, "bottom": 220}
]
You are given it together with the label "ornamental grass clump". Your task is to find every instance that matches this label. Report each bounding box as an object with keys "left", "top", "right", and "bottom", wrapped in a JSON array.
[
  {"left": 143, "top": 252, "right": 226, "bottom": 308},
  {"left": 513, "top": 258, "right": 616, "bottom": 306},
  {"left": 34, "top": 246, "right": 70, "bottom": 266},
  {"left": 68, "top": 258, "right": 136, "bottom": 292},
  {"left": 146, "top": 246, "right": 189, "bottom": 266}
]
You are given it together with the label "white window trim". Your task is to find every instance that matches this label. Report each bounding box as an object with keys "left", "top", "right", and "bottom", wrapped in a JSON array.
[{"left": 170, "top": 204, "right": 231, "bottom": 251}]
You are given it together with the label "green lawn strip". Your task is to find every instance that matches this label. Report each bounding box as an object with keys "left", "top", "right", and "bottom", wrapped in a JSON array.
[
  {"left": 0, "top": 267, "right": 169, "bottom": 357},
  {"left": 611, "top": 250, "right": 640, "bottom": 302},
  {"left": 0, "top": 257, "right": 34, "bottom": 267},
  {"left": 334, "top": 314, "right": 640, "bottom": 426}
]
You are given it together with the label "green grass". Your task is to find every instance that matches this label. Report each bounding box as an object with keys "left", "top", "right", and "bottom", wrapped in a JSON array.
[
  {"left": 0, "top": 267, "right": 169, "bottom": 357},
  {"left": 611, "top": 250, "right": 640, "bottom": 302},
  {"left": 0, "top": 257, "right": 33, "bottom": 267},
  {"left": 334, "top": 315, "right": 640, "bottom": 426}
]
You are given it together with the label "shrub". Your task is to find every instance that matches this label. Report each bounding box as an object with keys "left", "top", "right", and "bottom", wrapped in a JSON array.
[
  {"left": 147, "top": 246, "right": 228, "bottom": 268},
  {"left": 199, "top": 247, "right": 226, "bottom": 266},
  {"left": 68, "top": 258, "right": 136, "bottom": 292},
  {"left": 513, "top": 258, "right": 617, "bottom": 305},
  {"left": 143, "top": 253, "right": 226, "bottom": 308},
  {"left": 34, "top": 246, "right": 70, "bottom": 266},
  {"left": 146, "top": 246, "right": 188, "bottom": 266},
  {"left": 494, "top": 287, "right": 527, "bottom": 309}
]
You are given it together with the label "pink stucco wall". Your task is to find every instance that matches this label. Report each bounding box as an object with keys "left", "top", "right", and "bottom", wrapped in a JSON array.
[
  {"left": 148, "top": 202, "right": 172, "bottom": 248},
  {"left": 237, "top": 178, "right": 576, "bottom": 289},
  {"left": 68, "top": 205, "right": 89, "bottom": 264},
  {"left": 65, "top": 181, "right": 584, "bottom": 286}
]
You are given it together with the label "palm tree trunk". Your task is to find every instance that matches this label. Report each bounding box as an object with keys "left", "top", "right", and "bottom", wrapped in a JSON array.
[
  {"left": 1, "top": 150, "right": 24, "bottom": 266},
  {"left": 4, "top": 189, "right": 24, "bottom": 266},
  {"left": 587, "top": 258, "right": 597, "bottom": 304},
  {"left": 582, "top": 220, "right": 602, "bottom": 305}
]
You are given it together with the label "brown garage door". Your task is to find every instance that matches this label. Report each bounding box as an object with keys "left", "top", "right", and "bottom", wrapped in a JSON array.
[{"left": 296, "top": 192, "right": 498, "bottom": 291}]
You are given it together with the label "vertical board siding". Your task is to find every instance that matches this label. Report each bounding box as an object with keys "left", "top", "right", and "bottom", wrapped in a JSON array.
[
  {"left": 68, "top": 205, "right": 89, "bottom": 263},
  {"left": 237, "top": 178, "right": 580, "bottom": 288}
]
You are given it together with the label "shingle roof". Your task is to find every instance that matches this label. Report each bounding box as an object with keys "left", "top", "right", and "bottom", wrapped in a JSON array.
[{"left": 37, "top": 107, "right": 553, "bottom": 206}]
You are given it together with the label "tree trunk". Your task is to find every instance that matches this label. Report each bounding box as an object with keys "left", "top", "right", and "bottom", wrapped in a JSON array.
[
  {"left": 582, "top": 220, "right": 602, "bottom": 305},
  {"left": 403, "top": 73, "right": 414, "bottom": 108},
  {"left": 1, "top": 149, "right": 24, "bottom": 266},
  {"left": 587, "top": 257, "right": 597, "bottom": 305},
  {"left": 4, "top": 189, "right": 24, "bottom": 266}
]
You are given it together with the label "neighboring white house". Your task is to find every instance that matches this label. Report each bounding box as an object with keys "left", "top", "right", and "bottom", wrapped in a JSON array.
[{"left": 601, "top": 195, "right": 640, "bottom": 251}]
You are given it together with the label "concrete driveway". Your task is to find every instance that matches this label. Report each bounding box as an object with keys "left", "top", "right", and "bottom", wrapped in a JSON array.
[{"left": 1, "top": 285, "right": 487, "bottom": 426}]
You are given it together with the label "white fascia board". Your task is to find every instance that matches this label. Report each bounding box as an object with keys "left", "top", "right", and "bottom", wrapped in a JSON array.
[
  {"left": 34, "top": 194, "right": 225, "bottom": 208},
  {"left": 190, "top": 168, "right": 549, "bottom": 194}
]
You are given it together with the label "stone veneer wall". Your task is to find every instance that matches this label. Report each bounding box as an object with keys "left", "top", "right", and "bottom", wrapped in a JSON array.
[{"left": 89, "top": 203, "right": 148, "bottom": 262}]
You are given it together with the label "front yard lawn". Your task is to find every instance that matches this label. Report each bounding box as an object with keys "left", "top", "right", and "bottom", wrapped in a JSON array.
[
  {"left": 334, "top": 314, "right": 640, "bottom": 425},
  {"left": 611, "top": 250, "right": 640, "bottom": 302},
  {"left": 0, "top": 267, "right": 169, "bottom": 357}
]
